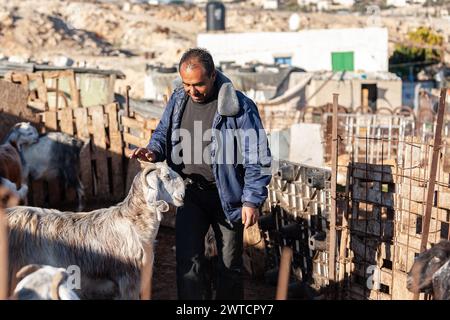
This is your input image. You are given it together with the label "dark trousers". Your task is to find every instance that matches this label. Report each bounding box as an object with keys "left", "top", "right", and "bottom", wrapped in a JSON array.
[{"left": 176, "top": 184, "right": 244, "bottom": 300}]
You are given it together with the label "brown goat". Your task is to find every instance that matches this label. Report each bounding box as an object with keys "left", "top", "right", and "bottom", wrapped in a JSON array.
[
  {"left": 0, "top": 141, "right": 23, "bottom": 190},
  {"left": 407, "top": 240, "right": 450, "bottom": 299}
]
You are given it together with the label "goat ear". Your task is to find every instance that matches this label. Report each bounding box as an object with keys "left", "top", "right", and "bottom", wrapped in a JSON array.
[
  {"left": 432, "top": 256, "right": 441, "bottom": 264},
  {"left": 51, "top": 271, "right": 67, "bottom": 300},
  {"left": 16, "top": 264, "right": 42, "bottom": 280},
  {"left": 155, "top": 200, "right": 169, "bottom": 213},
  {"left": 142, "top": 162, "right": 157, "bottom": 173}
]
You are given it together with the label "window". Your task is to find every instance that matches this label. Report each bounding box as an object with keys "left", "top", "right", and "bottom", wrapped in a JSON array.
[
  {"left": 274, "top": 56, "right": 292, "bottom": 66},
  {"left": 331, "top": 51, "right": 354, "bottom": 72}
]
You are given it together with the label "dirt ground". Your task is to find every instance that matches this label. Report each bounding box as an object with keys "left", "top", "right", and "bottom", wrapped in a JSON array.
[{"left": 152, "top": 226, "right": 275, "bottom": 300}]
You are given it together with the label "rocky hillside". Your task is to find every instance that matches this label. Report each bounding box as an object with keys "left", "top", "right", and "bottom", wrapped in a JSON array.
[{"left": 0, "top": 0, "right": 447, "bottom": 98}]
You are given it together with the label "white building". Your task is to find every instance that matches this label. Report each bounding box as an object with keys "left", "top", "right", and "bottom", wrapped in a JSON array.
[
  {"left": 263, "top": 0, "right": 279, "bottom": 9},
  {"left": 197, "top": 28, "right": 389, "bottom": 72},
  {"left": 386, "top": 0, "right": 407, "bottom": 7}
]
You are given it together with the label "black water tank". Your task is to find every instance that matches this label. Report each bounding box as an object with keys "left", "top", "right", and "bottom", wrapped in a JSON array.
[{"left": 206, "top": 1, "right": 225, "bottom": 31}]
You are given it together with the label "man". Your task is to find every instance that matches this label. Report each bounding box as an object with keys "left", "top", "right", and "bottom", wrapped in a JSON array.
[{"left": 131, "top": 48, "right": 271, "bottom": 300}]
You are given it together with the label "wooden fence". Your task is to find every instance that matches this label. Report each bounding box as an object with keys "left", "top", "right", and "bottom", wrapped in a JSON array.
[{"left": 23, "top": 103, "right": 163, "bottom": 211}]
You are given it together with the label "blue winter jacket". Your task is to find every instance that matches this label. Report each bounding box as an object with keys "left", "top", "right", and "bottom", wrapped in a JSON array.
[{"left": 147, "top": 71, "right": 272, "bottom": 222}]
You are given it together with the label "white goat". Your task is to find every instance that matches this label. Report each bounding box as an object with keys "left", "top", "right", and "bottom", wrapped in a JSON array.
[
  {"left": 6, "top": 162, "right": 185, "bottom": 299},
  {"left": 2, "top": 122, "right": 39, "bottom": 151},
  {"left": 11, "top": 264, "right": 80, "bottom": 300},
  {"left": 5, "top": 122, "right": 85, "bottom": 210}
]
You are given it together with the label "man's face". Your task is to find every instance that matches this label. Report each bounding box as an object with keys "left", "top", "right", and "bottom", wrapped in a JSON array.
[{"left": 180, "top": 61, "right": 216, "bottom": 103}]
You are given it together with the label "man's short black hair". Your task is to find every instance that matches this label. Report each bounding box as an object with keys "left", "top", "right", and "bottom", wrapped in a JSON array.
[{"left": 179, "top": 48, "right": 215, "bottom": 78}]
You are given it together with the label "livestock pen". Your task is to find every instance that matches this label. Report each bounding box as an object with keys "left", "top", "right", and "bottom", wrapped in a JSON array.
[
  {"left": 261, "top": 88, "right": 450, "bottom": 300},
  {"left": 1, "top": 65, "right": 449, "bottom": 299}
]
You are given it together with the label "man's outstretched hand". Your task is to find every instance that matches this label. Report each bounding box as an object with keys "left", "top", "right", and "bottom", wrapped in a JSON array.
[
  {"left": 129, "top": 147, "right": 156, "bottom": 162},
  {"left": 242, "top": 205, "right": 259, "bottom": 229}
]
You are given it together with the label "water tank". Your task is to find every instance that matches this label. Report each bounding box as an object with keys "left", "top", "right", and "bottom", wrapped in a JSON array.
[{"left": 206, "top": 1, "right": 225, "bottom": 32}]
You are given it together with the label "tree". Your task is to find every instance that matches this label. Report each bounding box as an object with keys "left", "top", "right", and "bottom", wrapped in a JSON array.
[{"left": 389, "top": 27, "right": 444, "bottom": 81}]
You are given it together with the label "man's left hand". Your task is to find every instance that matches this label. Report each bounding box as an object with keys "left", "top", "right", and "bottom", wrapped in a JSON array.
[{"left": 242, "top": 205, "right": 259, "bottom": 229}]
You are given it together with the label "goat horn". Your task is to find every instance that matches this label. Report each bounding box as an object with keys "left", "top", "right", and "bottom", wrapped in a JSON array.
[
  {"left": 141, "top": 163, "right": 158, "bottom": 184},
  {"left": 16, "top": 264, "right": 42, "bottom": 280},
  {"left": 50, "top": 271, "right": 67, "bottom": 300}
]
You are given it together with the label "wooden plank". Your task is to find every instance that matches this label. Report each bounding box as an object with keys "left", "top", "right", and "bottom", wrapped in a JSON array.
[
  {"left": 396, "top": 212, "right": 441, "bottom": 238},
  {"left": 397, "top": 167, "right": 449, "bottom": 186},
  {"left": 108, "top": 74, "right": 116, "bottom": 104},
  {"left": 44, "top": 111, "right": 58, "bottom": 131},
  {"left": 36, "top": 73, "right": 49, "bottom": 110},
  {"left": 352, "top": 219, "right": 393, "bottom": 238},
  {"left": 351, "top": 165, "right": 395, "bottom": 183},
  {"left": 59, "top": 108, "right": 74, "bottom": 135},
  {"left": 0, "top": 80, "right": 29, "bottom": 111},
  {"left": 398, "top": 198, "right": 441, "bottom": 220},
  {"left": 419, "top": 88, "right": 446, "bottom": 283},
  {"left": 398, "top": 183, "right": 426, "bottom": 203},
  {"left": 352, "top": 186, "right": 394, "bottom": 208},
  {"left": 27, "top": 100, "right": 47, "bottom": 111},
  {"left": 122, "top": 116, "right": 146, "bottom": 131},
  {"left": 0, "top": 80, "right": 36, "bottom": 140},
  {"left": 338, "top": 164, "right": 351, "bottom": 296},
  {"left": 106, "top": 103, "right": 124, "bottom": 200},
  {"left": 394, "top": 243, "right": 419, "bottom": 274},
  {"left": 436, "top": 190, "right": 450, "bottom": 211},
  {"left": 67, "top": 70, "right": 80, "bottom": 108},
  {"left": 91, "top": 106, "right": 109, "bottom": 199},
  {"left": 350, "top": 238, "right": 393, "bottom": 265},
  {"left": 42, "top": 71, "right": 64, "bottom": 79},
  {"left": 396, "top": 233, "right": 422, "bottom": 251},
  {"left": 124, "top": 132, "right": 148, "bottom": 148},
  {"left": 328, "top": 93, "right": 338, "bottom": 286},
  {"left": 352, "top": 168, "right": 394, "bottom": 183},
  {"left": 74, "top": 108, "right": 92, "bottom": 200},
  {"left": 392, "top": 271, "right": 415, "bottom": 300}
]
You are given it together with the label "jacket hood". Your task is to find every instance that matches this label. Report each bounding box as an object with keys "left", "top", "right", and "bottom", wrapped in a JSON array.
[{"left": 173, "top": 70, "right": 240, "bottom": 117}]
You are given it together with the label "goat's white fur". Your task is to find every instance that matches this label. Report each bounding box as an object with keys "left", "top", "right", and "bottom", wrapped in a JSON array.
[{"left": 7, "top": 162, "right": 185, "bottom": 299}]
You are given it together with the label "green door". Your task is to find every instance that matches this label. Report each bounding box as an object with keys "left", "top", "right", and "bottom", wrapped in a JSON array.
[{"left": 331, "top": 51, "right": 354, "bottom": 71}]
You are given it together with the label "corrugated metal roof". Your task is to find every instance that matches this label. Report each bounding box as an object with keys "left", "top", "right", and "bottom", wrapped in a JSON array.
[{"left": 0, "top": 61, "right": 126, "bottom": 79}]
